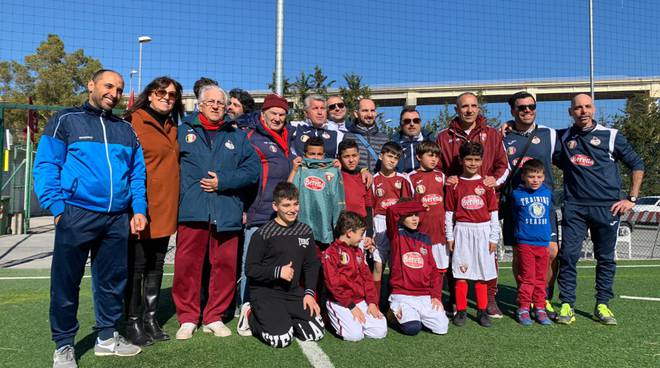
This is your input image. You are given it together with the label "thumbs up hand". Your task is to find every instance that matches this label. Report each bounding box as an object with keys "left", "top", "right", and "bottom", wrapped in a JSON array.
[{"left": 280, "top": 261, "right": 295, "bottom": 282}]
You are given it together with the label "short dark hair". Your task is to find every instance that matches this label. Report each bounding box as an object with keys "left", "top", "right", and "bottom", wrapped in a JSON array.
[
  {"left": 508, "top": 91, "right": 536, "bottom": 108},
  {"left": 229, "top": 88, "right": 256, "bottom": 113},
  {"left": 193, "top": 77, "right": 218, "bottom": 99},
  {"left": 335, "top": 211, "right": 367, "bottom": 236},
  {"left": 304, "top": 136, "right": 325, "bottom": 153},
  {"left": 381, "top": 141, "right": 402, "bottom": 156},
  {"left": 338, "top": 139, "right": 359, "bottom": 156},
  {"left": 521, "top": 158, "right": 545, "bottom": 175},
  {"left": 272, "top": 182, "right": 299, "bottom": 203},
  {"left": 459, "top": 141, "right": 484, "bottom": 159},
  {"left": 416, "top": 141, "right": 440, "bottom": 157},
  {"left": 399, "top": 105, "right": 419, "bottom": 122},
  {"left": 91, "top": 69, "right": 121, "bottom": 82}
]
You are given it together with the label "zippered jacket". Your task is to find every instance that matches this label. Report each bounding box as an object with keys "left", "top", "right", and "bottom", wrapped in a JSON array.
[
  {"left": 322, "top": 240, "right": 378, "bottom": 309},
  {"left": 392, "top": 129, "right": 436, "bottom": 173},
  {"left": 177, "top": 115, "right": 260, "bottom": 231},
  {"left": 34, "top": 102, "right": 147, "bottom": 217}
]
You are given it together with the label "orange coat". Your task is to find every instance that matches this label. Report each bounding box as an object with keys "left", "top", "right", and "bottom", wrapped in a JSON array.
[{"left": 129, "top": 109, "right": 180, "bottom": 239}]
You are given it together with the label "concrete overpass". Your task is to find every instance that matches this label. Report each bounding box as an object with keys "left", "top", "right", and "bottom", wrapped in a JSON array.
[{"left": 181, "top": 77, "right": 660, "bottom": 111}]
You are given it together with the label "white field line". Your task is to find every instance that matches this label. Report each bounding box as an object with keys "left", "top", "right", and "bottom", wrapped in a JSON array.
[
  {"left": 1, "top": 265, "right": 660, "bottom": 281},
  {"left": 0, "top": 273, "right": 175, "bottom": 281},
  {"left": 296, "top": 340, "right": 334, "bottom": 368},
  {"left": 620, "top": 295, "right": 660, "bottom": 302}
]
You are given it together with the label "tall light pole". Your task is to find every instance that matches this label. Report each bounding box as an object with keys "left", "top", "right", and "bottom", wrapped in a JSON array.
[
  {"left": 129, "top": 70, "right": 137, "bottom": 94},
  {"left": 137, "top": 36, "right": 152, "bottom": 93},
  {"left": 275, "top": 0, "right": 284, "bottom": 95}
]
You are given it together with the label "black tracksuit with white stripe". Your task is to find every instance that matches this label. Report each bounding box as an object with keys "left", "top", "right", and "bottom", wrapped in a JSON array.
[{"left": 246, "top": 219, "right": 324, "bottom": 347}]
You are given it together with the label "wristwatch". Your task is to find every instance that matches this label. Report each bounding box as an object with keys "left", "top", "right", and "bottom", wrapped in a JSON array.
[{"left": 627, "top": 195, "right": 637, "bottom": 203}]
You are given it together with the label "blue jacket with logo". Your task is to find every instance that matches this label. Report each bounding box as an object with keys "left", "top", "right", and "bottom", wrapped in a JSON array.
[
  {"left": 289, "top": 120, "right": 340, "bottom": 158},
  {"left": 503, "top": 122, "right": 557, "bottom": 189},
  {"left": 392, "top": 129, "right": 436, "bottom": 173},
  {"left": 555, "top": 123, "right": 644, "bottom": 206},
  {"left": 245, "top": 118, "right": 293, "bottom": 227},
  {"left": 33, "top": 102, "right": 147, "bottom": 217},
  {"left": 511, "top": 184, "right": 553, "bottom": 246},
  {"left": 177, "top": 115, "right": 260, "bottom": 231}
]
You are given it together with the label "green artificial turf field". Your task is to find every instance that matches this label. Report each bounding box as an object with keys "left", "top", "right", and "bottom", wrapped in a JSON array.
[{"left": 1, "top": 261, "right": 659, "bottom": 367}]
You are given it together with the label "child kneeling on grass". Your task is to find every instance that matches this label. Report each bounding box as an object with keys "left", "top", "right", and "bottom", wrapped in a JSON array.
[
  {"left": 387, "top": 199, "right": 449, "bottom": 336},
  {"left": 241, "top": 182, "right": 324, "bottom": 348},
  {"left": 322, "top": 211, "right": 387, "bottom": 341},
  {"left": 511, "top": 159, "right": 553, "bottom": 326},
  {"left": 445, "top": 142, "right": 499, "bottom": 328}
]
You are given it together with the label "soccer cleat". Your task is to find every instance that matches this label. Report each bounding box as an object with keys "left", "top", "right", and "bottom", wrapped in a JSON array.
[
  {"left": 545, "top": 300, "right": 558, "bottom": 320},
  {"left": 517, "top": 308, "right": 533, "bottom": 326},
  {"left": 53, "top": 345, "right": 77, "bottom": 368},
  {"left": 203, "top": 320, "right": 232, "bottom": 337},
  {"left": 237, "top": 302, "right": 252, "bottom": 336},
  {"left": 175, "top": 322, "right": 197, "bottom": 340},
  {"left": 486, "top": 299, "right": 503, "bottom": 319},
  {"left": 556, "top": 303, "right": 576, "bottom": 325},
  {"left": 535, "top": 308, "right": 553, "bottom": 326},
  {"left": 453, "top": 310, "right": 467, "bottom": 327},
  {"left": 593, "top": 304, "right": 617, "bottom": 325},
  {"left": 477, "top": 309, "right": 492, "bottom": 327},
  {"left": 94, "top": 332, "right": 142, "bottom": 357}
]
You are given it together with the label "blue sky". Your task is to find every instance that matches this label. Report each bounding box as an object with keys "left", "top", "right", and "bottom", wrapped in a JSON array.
[{"left": 1, "top": 0, "right": 658, "bottom": 128}]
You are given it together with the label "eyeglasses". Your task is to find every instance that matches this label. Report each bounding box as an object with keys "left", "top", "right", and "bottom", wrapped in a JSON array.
[
  {"left": 516, "top": 104, "right": 537, "bottom": 111},
  {"left": 328, "top": 103, "right": 345, "bottom": 110},
  {"left": 402, "top": 118, "right": 421, "bottom": 125},
  {"left": 153, "top": 89, "right": 178, "bottom": 100},
  {"left": 203, "top": 100, "right": 226, "bottom": 107}
]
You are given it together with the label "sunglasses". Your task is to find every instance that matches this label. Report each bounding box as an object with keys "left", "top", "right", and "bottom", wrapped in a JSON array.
[
  {"left": 153, "top": 89, "right": 178, "bottom": 100},
  {"left": 328, "top": 103, "right": 345, "bottom": 110},
  {"left": 402, "top": 118, "right": 421, "bottom": 125},
  {"left": 516, "top": 104, "right": 536, "bottom": 111}
]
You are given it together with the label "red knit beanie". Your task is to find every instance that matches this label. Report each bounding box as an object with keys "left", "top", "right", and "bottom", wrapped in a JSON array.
[{"left": 262, "top": 94, "right": 289, "bottom": 113}]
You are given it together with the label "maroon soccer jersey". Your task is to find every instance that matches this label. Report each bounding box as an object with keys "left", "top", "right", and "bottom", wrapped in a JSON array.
[
  {"left": 409, "top": 169, "right": 447, "bottom": 245},
  {"left": 371, "top": 172, "right": 413, "bottom": 216},
  {"left": 445, "top": 176, "right": 498, "bottom": 223},
  {"left": 341, "top": 170, "right": 372, "bottom": 218}
]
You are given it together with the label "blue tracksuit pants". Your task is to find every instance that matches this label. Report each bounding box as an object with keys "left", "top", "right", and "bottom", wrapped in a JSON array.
[
  {"left": 50, "top": 205, "right": 129, "bottom": 348},
  {"left": 558, "top": 203, "right": 619, "bottom": 307}
]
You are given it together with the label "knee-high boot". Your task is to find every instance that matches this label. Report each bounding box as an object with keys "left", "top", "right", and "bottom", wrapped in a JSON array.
[
  {"left": 143, "top": 272, "right": 170, "bottom": 341},
  {"left": 125, "top": 275, "right": 153, "bottom": 346}
]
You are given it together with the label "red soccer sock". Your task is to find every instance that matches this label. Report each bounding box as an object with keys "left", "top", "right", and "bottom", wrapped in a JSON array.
[
  {"left": 475, "top": 281, "right": 488, "bottom": 310},
  {"left": 455, "top": 280, "right": 468, "bottom": 311}
]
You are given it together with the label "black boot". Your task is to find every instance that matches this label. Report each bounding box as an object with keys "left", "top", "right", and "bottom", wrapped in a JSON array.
[
  {"left": 143, "top": 272, "right": 170, "bottom": 342},
  {"left": 125, "top": 275, "right": 153, "bottom": 346}
]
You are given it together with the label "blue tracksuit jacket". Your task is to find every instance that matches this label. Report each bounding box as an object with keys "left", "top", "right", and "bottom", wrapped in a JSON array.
[{"left": 33, "top": 102, "right": 147, "bottom": 217}]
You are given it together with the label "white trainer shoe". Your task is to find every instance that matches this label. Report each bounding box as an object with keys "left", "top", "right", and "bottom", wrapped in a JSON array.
[
  {"left": 175, "top": 322, "right": 197, "bottom": 340},
  {"left": 202, "top": 320, "right": 232, "bottom": 337},
  {"left": 237, "top": 303, "right": 252, "bottom": 336}
]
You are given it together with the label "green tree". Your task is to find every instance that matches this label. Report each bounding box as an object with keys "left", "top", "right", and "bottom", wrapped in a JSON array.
[
  {"left": 339, "top": 73, "right": 372, "bottom": 121},
  {"left": 0, "top": 34, "right": 102, "bottom": 140},
  {"left": 611, "top": 94, "right": 660, "bottom": 195},
  {"left": 269, "top": 66, "right": 335, "bottom": 121}
]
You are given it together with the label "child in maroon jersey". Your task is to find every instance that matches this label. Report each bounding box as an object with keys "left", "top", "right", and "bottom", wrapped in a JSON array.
[
  {"left": 445, "top": 142, "right": 500, "bottom": 328},
  {"left": 408, "top": 142, "right": 449, "bottom": 287},
  {"left": 322, "top": 211, "right": 387, "bottom": 341},
  {"left": 370, "top": 142, "right": 413, "bottom": 303},
  {"left": 386, "top": 199, "right": 448, "bottom": 336},
  {"left": 337, "top": 140, "right": 375, "bottom": 252}
]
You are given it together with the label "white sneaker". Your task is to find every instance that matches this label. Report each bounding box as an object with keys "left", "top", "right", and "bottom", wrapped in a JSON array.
[
  {"left": 175, "top": 322, "right": 197, "bottom": 340},
  {"left": 237, "top": 303, "right": 252, "bottom": 336},
  {"left": 202, "top": 320, "right": 232, "bottom": 337},
  {"left": 53, "top": 345, "right": 77, "bottom": 368}
]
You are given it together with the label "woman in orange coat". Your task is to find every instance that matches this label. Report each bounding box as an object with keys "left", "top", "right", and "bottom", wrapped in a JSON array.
[{"left": 123, "top": 76, "right": 184, "bottom": 345}]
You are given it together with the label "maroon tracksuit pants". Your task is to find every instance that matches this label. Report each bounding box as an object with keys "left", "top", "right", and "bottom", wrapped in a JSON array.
[{"left": 172, "top": 222, "right": 238, "bottom": 325}]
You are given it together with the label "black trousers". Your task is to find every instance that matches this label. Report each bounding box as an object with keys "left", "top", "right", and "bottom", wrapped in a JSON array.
[
  {"left": 128, "top": 237, "right": 169, "bottom": 280},
  {"left": 249, "top": 289, "right": 324, "bottom": 348}
]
